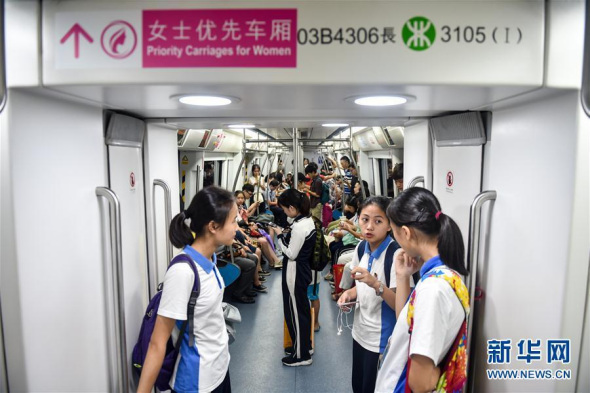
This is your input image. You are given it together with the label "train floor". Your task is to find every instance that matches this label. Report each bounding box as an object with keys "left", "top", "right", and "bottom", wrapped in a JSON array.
[{"left": 228, "top": 268, "right": 355, "bottom": 393}]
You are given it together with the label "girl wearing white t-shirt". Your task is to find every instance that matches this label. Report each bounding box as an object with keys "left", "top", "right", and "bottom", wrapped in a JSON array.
[
  {"left": 248, "top": 164, "right": 266, "bottom": 193},
  {"left": 138, "top": 186, "right": 237, "bottom": 393},
  {"left": 337, "top": 196, "right": 400, "bottom": 393},
  {"left": 375, "top": 187, "right": 469, "bottom": 393}
]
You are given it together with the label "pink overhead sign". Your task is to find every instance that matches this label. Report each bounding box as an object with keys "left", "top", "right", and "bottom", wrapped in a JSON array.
[{"left": 142, "top": 9, "right": 297, "bottom": 68}]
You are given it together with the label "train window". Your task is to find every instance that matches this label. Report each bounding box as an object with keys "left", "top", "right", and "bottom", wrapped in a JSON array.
[
  {"left": 216, "top": 161, "right": 223, "bottom": 186},
  {"left": 204, "top": 161, "right": 215, "bottom": 188}
]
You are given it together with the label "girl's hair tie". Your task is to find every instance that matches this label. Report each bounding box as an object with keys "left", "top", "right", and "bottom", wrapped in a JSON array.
[{"left": 435, "top": 211, "right": 443, "bottom": 220}]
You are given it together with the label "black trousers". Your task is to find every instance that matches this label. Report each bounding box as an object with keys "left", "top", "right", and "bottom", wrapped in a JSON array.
[
  {"left": 329, "top": 240, "right": 344, "bottom": 266},
  {"left": 352, "top": 339, "right": 380, "bottom": 393},
  {"left": 231, "top": 255, "right": 256, "bottom": 297},
  {"left": 212, "top": 370, "right": 231, "bottom": 393},
  {"left": 282, "top": 261, "right": 312, "bottom": 359}
]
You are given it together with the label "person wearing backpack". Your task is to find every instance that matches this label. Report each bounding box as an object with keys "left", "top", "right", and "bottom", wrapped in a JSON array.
[
  {"left": 274, "top": 189, "right": 316, "bottom": 367},
  {"left": 307, "top": 215, "right": 332, "bottom": 333},
  {"left": 375, "top": 187, "right": 470, "bottom": 393},
  {"left": 303, "top": 162, "right": 323, "bottom": 222},
  {"left": 337, "top": 196, "right": 402, "bottom": 393},
  {"left": 137, "top": 187, "right": 237, "bottom": 393}
]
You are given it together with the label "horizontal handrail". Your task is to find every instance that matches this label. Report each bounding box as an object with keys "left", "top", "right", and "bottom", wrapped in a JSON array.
[{"left": 407, "top": 176, "right": 425, "bottom": 188}]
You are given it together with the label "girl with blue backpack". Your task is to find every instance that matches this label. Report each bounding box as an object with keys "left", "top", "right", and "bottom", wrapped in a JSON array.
[
  {"left": 137, "top": 187, "right": 237, "bottom": 393},
  {"left": 375, "top": 187, "right": 470, "bottom": 393}
]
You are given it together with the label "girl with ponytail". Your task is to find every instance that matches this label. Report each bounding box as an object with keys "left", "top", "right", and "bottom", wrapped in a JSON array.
[
  {"left": 138, "top": 186, "right": 237, "bottom": 393},
  {"left": 375, "top": 187, "right": 470, "bottom": 393}
]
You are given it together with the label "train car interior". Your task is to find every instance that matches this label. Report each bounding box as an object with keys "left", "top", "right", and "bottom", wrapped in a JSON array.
[{"left": 0, "top": 1, "right": 589, "bottom": 392}]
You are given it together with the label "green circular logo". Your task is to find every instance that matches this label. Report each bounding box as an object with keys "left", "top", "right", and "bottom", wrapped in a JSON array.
[{"left": 402, "top": 16, "right": 436, "bottom": 51}]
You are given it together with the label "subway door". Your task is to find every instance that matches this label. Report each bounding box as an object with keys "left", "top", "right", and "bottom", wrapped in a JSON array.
[
  {"left": 105, "top": 113, "right": 150, "bottom": 391},
  {"left": 432, "top": 146, "right": 482, "bottom": 250},
  {"left": 2, "top": 90, "right": 110, "bottom": 391},
  {"left": 430, "top": 113, "right": 487, "bottom": 251},
  {"left": 403, "top": 120, "right": 433, "bottom": 190},
  {"left": 144, "top": 122, "right": 181, "bottom": 296}
]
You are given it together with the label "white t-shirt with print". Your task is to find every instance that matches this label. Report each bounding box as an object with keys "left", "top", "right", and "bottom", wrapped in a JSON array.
[
  {"left": 374, "top": 267, "right": 465, "bottom": 393},
  {"left": 158, "top": 252, "right": 229, "bottom": 393}
]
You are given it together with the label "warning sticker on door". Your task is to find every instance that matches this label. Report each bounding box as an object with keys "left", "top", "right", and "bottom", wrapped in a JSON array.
[{"left": 446, "top": 171, "right": 454, "bottom": 193}]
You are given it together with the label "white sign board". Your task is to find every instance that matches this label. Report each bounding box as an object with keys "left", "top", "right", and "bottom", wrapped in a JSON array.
[{"left": 43, "top": 1, "right": 544, "bottom": 86}]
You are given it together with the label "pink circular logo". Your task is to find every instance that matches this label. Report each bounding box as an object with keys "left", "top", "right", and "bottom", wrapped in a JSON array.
[
  {"left": 130, "top": 172, "right": 136, "bottom": 187},
  {"left": 101, "top": 20, "right": 137, "bottom": 59}
]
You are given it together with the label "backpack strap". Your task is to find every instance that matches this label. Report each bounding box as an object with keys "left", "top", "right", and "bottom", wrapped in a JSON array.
[
  {"left": 405, "top": 268, "right": 470, "bottom": 393},
  {"left": 383, "top": 240, "right": 400, "bottom": 287},
  {"left": 356, "top": 240, "right": 367, "bottom": 263},
  {"left": 168, "top": 253, "right": 200, "bottom": 348}
]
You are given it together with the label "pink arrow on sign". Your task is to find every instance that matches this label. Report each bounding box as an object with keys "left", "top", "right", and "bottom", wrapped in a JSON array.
[{"left": 60, "top": 23, "right": 93, "bottom": 59}]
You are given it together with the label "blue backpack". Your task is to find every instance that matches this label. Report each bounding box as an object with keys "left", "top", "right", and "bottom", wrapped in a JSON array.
[{"left": 131, "top": 254, "right": 200, "bottom": 390}]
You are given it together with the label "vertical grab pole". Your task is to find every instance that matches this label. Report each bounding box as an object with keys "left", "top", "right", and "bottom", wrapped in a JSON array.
[
  {"left": 153, "top": 179, "right": 173, "bottom": 284},
  {"left": 348, "top": 145, "right": 366, "bottom": 199},
  {"left": 293, "top": 128, "right": 299, "bottom": 185},
  {"left": 232, "top": 154, "right": 246, "bottom": 192},
  {"left": 465, "top": 190, "right": 497, "bottom": 393},
  {"left": 96, "top": 187, "right": 129, "bottom": 393}
]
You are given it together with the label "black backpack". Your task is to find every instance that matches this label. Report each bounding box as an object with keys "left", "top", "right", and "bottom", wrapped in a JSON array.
[{"left": 311, "top": 216, "right": 331, "bottom": 295}]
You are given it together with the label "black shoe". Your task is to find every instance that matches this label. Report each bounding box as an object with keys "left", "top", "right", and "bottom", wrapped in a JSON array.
[
  {"left": 258, "top": 270, "right": 271, "bottom": 276},
  {"left": 284, "top": 346, "right": 314, "bottom": 356},
  {"left": 253, "top": 284, "right": 267, "bottom": 293},
  {"left": 245, "top": 291, "right": 258, "bottom": 297},
  {"left": 259, "top": 276, "right": 267, "bottom": 283},
  {"left": 231, "top": 294, "right": 255, "bottom": 304},
  {"left": 282, "top": 354, "right": 312, "bottom": 367}
]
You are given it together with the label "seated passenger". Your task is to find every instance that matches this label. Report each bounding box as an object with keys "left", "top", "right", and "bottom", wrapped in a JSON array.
[
  {"left": 266, "top": 179, "right": 288, "bottom": 227},
  {"left": 327, "top": 198, "right": 362, "bottom": 264},
  {"left": 242, "top": 184, "right": 264, "bottom": 217},
  {"left": 352, "top": 180, "right": 370, "bottom": 203},
  {"left": 218, "top": 243, "right": 257, "bottom": 304}
]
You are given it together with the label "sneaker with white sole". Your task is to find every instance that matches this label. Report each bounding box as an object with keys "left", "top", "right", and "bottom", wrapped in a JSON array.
[
  {"left": 281, "top": 354, "right": 312, "bottom": 367},
  {"left": 284, "top": 346, "right": 314, "bottom": 356}
]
